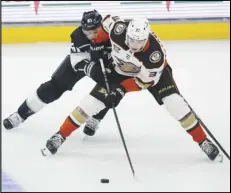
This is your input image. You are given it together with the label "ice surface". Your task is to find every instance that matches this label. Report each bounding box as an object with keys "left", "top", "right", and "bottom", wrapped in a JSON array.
[{"left": 2, "top": 40, "right": 230, "bottom": 192}]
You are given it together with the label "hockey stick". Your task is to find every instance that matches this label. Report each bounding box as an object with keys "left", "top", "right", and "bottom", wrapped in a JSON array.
[
  {"left": 183, "top": 96, "right": 230, "bottom": 161},
  {"left": 99, "top": 58, "right": 136, "bottom": 176},
  {"left": 168, "top": 66, "right": 230, "bottom": 161}
]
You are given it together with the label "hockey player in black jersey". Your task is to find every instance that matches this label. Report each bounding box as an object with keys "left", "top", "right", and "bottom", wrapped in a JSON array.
[{"left": 3, "top": 10, "right": 111, "bottom": 133}]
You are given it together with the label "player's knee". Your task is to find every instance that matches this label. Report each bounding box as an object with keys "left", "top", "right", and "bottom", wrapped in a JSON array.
[
  {"left": 162, "top": 93, "right": 191, "bottom": 120},
  {"left": 69, "top": 95, "right": 107, "bottom": 126},
  {"left": 79, "top": 94, "right": 106, "bottom": 117},
  {"left": 37, "top": 79, "right": 67, "bottom": 104},
  {"left": 162, "top": 93, "right": 198, "bottom": 130}
]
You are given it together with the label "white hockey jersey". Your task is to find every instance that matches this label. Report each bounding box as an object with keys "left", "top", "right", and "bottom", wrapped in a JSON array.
[{"left": 101, "top": 15, "right": 167, "bottom": 89}]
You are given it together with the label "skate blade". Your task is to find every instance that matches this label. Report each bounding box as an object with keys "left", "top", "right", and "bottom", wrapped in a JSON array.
[
  {"left": 214, "top": 153, "right": 223, "bottom": 163},
  {"left": 41, "top": 147, "right": 51, "bottom": 157},
  {"left": 82, "top": 135, "right": 88, "bottom": 141}
]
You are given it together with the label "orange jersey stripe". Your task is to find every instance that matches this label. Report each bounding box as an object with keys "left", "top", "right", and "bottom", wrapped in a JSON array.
[{"left": 120, "top": 78, "right": 141, "bottom": 92}]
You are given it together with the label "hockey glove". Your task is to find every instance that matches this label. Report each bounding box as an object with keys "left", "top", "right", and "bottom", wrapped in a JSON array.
[
  {"left": 104, "top": 86, "right": 126, "bottom": 108},
  {"left": 90, "top": 42, "right": 106, "bottom": 62}
]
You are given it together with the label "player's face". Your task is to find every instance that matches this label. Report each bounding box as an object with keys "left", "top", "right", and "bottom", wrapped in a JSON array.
[
  {"left": 83, "top": 28, "right": 99, "bottom": 40},
  {"left": 127, "top": 36, "right": 146, "bottom": 52}
]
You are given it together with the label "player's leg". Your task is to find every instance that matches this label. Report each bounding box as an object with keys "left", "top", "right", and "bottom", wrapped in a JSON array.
[
  {"left": 81, "top": 59, "right": 113, "bottom": 136},
  {"left": 3, "top": 55, "right": 86, "bottom": 130},
  {"left": 41, "top": 83, "right": 108, "bottom": 155},
  {"left": 83, "top": 67, "right": 132, "bottom": 136},
  {"left": 148, "top": 65, "right": 222, "bottom": 161},
  {"left": 83, "top": 108, "right": 108, "bottom": 136}
]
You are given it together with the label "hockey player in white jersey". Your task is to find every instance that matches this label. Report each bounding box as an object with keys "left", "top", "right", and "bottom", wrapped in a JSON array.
[{"left": 42, "top": 15, "right": 223, "bottom": 162}]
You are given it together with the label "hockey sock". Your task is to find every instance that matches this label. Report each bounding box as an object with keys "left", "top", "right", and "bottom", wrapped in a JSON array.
[
  {"left": 18, "top": 92, "right": 47, "bottom": 120},
  {"left": 179, "top": 111, "right": 207, "bottom": 143},
  {"left": 60, "top": 107, "right": 87, "bottom": 137},
  {"left": 60, "top": 116, "right": 80, "bottom": 138},
  {"left": 18, "top": 100, "right": 35, "bottom": 120},
  {"left": 187, "top": 122, "right": 207, "bottom": 144}
]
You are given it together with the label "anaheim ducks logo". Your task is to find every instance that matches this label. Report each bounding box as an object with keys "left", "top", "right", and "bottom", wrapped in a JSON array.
[
  {"left": 114, "top": 56, "right": 141, "bottom": 73},
  {"left": 149, "top": 51, "right": 161, "bottom": 63},
  {"left": 114, "top": 23, "right": 126, "bottom": 35},
  {"left": 98, "top": 87, "right": 108, "bottom": 98}
]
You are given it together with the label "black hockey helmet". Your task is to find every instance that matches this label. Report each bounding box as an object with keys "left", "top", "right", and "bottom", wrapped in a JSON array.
[{"left": 81, "top": 10, "right": 102, "bottom": 31}]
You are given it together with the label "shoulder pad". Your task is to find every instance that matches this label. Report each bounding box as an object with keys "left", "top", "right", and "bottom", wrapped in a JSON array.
[{"left": 101, "top": 15, "right": 124, "bottom": 33}]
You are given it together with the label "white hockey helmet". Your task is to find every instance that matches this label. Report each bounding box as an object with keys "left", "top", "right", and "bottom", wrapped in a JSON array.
[{"left": 125, "top": 18, "right": 151, "bottom": 52}]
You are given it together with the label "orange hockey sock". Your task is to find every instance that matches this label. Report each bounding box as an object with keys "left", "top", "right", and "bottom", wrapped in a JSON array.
[
  {"left": 187, "top": 123, "right": 207, "bottom": 144},
  {"left": 60, "top": 116, "right": 80, "bottom": 138}
]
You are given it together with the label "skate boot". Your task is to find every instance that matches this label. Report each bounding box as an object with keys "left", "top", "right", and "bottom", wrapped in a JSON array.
[
  {"left": 199, "top": 138, "right": 223, "bottom": 162},
  {"left": 3, "top": 112, "right": 24, "bottom": 130},
  {"left": 83, "top": 117, "right": 101, "bottom": 136},
  {"left": 41, "top": 131, "right": 66, "bottom": 156}
]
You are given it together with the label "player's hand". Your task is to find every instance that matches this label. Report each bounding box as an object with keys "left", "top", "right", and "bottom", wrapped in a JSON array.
[
  {"left": 104, "top": 86, "right": 126, "bottom": 108},
  {"left": 90, "top": 42, "right": 106, "bottom": 61}
]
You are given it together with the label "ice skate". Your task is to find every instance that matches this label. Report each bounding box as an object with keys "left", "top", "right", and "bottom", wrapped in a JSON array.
[
  {"left": 3, "top": 112, "right": 24, "bottom": 130},
  {"left": 199, "top": 138, "right": 223, "bottom": 162},
  {"left": 41, "top": 131, "right": 66, "bottom": 156},
  {"left": 83, "top": 117, "right": 101, "bottom": 136}
]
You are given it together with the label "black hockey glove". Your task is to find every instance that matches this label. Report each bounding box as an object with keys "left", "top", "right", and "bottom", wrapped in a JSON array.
[
  {"left": 104, "top": 85, "right": 126, "bottom": 108},
  {"left": 90, "top": 42, "right": 106, "bottom": 62}
]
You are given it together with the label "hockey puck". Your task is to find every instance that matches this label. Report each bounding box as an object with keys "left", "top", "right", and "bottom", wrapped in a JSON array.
[{"left": 100, "top": 178, "right": 109, "bottom": 183}]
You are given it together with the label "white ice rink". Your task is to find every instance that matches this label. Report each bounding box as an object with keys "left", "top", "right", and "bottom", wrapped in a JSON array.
[{"left": 2, "top": 40, "right": 230, "bottom": 192}]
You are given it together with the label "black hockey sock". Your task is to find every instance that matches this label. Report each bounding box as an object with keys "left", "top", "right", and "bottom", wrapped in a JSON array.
[{"left": 18, "top": 100, "right": 35, "bottom": 120}]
